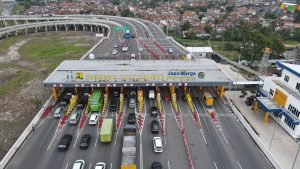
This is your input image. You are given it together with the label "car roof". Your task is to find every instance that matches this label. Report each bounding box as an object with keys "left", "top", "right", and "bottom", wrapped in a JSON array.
[{"left": 154, "top": 137, "right": 162, "bottom": 146}]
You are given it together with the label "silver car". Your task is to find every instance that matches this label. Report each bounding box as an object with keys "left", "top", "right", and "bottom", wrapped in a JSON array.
[
  {"left": 69, "top": 113, "right": 80, "bottom": 125},
  {"left": 54, "top": 107, "right": 64, "bottom": 118}
]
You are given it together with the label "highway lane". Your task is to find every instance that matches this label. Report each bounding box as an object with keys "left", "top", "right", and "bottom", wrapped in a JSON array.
[
  {"left": 177, "top": 96, "right": 215, "bottom": 169},
  {"left": 213, "top": 97, "right": 273, "bottom": 169},
  {"left": 159, "top": 87, "right": 190, "bottom": 169}
]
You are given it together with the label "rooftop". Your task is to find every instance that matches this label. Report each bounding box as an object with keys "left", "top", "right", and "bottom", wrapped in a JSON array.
[
  {"left": 43, "top": 59, "right": 232, "bottom": 87},
  {"left": 277, "top": 61, "right": 300, "bottom": 77}
]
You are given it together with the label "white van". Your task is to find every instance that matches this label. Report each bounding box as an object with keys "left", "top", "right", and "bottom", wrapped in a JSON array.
[
  {"left": 153, "top": 137, "right": 163, "bottom": 153},
  {"left": 149, "top": 90, "right": 155, "bottom": 99}
]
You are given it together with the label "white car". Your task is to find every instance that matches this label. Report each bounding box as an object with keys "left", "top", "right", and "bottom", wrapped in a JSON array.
[
  {"left": 138, "top": 47, "right": 143, "bottom": 52},
  {"left": 72, "top": 159, "right": 85, "bottom": 169},
  {"left": 112, "top": 49, "right": 118, "bottom": 55},
  {"left": 114, "top": 44, "right": 118, "bottom": 48},
  {"left": 89, "top": 113, "right": 99, "bottom": 125},
  {"left": 54, "top": 107, "right": 64, "bottom": 118},
  {"left": 153, "top": 137, "right": 163, "bottom": 153},
  {"left": 95, "top": 162, "right": 106, "bottom": 169}
]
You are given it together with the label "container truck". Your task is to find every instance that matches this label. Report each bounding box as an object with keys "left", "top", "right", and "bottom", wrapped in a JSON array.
[
  {"left": 100, "top": 118, "right": 113, "bottom": 143},
  {"left": 121, "top": 125, "right": 136, "bottom": 169}
]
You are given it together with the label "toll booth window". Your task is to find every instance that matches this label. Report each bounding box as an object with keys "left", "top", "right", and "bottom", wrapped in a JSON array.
[{"left": 296, "top": 83, "right": 300, "bottom": 92}]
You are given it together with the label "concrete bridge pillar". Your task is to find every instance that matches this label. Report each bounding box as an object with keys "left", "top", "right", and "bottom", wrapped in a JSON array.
[
  {"left": 55, "top": 24, "right": 58, "bottom": 31},
  {"left": 25, "top": 29, "right": 28, "bottom": 34},
  {"left": 35, "top": 27, "right": 38, "bottom": 33},
  {"left": 90, "top": 25, "right": 93, "bottom": 32},
  {"left": 74, "top": 24, "right": 77, "bottom": 31},
  {"left": 45, "top": 26, "right": 48, "bottom": 32},
  {"left": 4, "top": 20, "right": 7, "bottom": 27},
  {"left": 82, "top": 24, "right": 85, "bottom": 31},
  {"left": 97, "top": 26, "right": 100, "bottom": 33},
  {"left": 64, "top": 25, "right": 68, "bottom": 31},
  {"left": 102, "top": 27, "right": 105, "bottom": 34},
  {"left": 26, "top": 19, "right": 28, "bottom": 24}
]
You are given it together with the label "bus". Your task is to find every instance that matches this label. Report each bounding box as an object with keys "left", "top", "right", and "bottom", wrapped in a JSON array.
[
  {"left": 203, "top": 92, "right": 214, "bottom": 107},
  {"left": 89, "top": 88, "right": 104, "bottom": 112},
  {"left": 121, "top": 39, "right": 129, "bottom": 52},
  {"left": 124, "top": 29, "right": 130, "bottom": 39},
  {"left": 100, "top": 118, "right": 113, "bottom": 143}
]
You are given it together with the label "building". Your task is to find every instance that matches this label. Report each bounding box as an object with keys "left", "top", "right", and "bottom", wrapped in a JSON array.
[
  {"left": 186, "top": 47, "right": 213, "bottom": 59},
  {"left": 256, "top": 62, "right": 300, "bottom": 138}
]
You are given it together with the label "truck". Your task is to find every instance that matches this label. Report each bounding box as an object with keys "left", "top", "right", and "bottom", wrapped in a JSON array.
[
  {"left": 89, "top": 88, "right": 104, "bottom": 112},
  {"left": 149, "top": 90, "right": 155, "bottom": 99},
  {"left": 121, "top": 125, "right": 136, "bottom": 169},
  {"left": 100, "top": 118, "right": 113, "bottom": 143},
  {"left": 124, "top": 30, "right": 131, "bottom": 39}
]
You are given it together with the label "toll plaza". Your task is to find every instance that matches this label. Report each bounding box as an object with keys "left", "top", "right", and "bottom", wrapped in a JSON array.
[{"left": 43, "top": 59, "right": 232, "bottom": 88}]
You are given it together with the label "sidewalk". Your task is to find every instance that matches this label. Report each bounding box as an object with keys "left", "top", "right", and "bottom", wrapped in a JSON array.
[{"left": 226, "top": 90, "right": 300, "bottom": 169}]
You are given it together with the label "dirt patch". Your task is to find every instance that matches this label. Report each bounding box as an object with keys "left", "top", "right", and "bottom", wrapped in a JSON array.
[{"left": 0, "top": 39, "right": 30, "bottom": 63}]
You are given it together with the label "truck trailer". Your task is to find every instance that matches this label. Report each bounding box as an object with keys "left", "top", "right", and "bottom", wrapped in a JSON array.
[
  {"left": 100, "top": 118, "right": 113, "bottom": 143},
  {"left": 121, "top": 125, "right": 137, "bottom": 169}
]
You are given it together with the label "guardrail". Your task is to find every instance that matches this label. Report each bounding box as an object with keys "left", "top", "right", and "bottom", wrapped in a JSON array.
[
  {"left": 223, "top": 95, "right": 282, "bottom": 169},
  {"left": 0, "top": 96, "right": 54, "bottom": 169},
  {"left": 166, "top": 36, "right": 190, "bottom": 54}
]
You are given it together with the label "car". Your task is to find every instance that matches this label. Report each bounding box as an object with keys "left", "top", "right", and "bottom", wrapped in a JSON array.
[
  {"left": 128, "top": 113, "right": 136, "bottom": 124},
  {"left": 58, "top": 134, "right": 73, "bottom": 151},
  {"left": 79, "top": 134, "right": 91, "bottom": 149},
  {"left": 129, "top": 98, "right": 136, "bottom": 108},
  {"left": 138, "top": 47, "right": 143, "bottom": 52},
  {"left": 109, "top": 98, "right": 117, "bottom": 111},
  {"left": 54, "top": 107, "right": 64, "bottom": 118},
  {"left": 112, "top": 49, "right": 118, "bottom": 55},
  {"left": 114, "top": 44, "right": 118, "bottom": 48},
  {"left": 153, "top": 137, "right": 163, "bottom": 153},
  {"left": 131, "top": 34, "right": 135, "bottom": 38},
  {"left": 89, "top": 113, "right": 99, "bottom": 125},
  {"left": 69, "top": 113, "right": 80, "bottom": 125},
  {"left": 150, "top": 106, "right": 158, "bottom": 117},
  {"left": 95, "top": 162, "right": 106, "bottom": 169},
  {"left": 151, "top": 162, "right": 163, "bottom": 169},
  {"left": 151, "top": 120, "right": 160, "bottom": 134},
  {"left": 168, "top": 48, "right": 173, "bottom": 54},
  {"left": 72, "top": 159, "right": 85, "bottom": 169}
]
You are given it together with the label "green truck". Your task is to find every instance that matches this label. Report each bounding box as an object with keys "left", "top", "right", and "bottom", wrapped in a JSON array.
[
  {"left": 89, "top": 88, "right": 103, "bottom": 112},
  {"left": 100, "top": 118, "right": 113, "bottom": 143}
]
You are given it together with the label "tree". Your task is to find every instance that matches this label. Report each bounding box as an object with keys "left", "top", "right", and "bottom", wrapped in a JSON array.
[
  {"left": 264, "top": 11, "right": 276, "bottom": 20},
  {"left": 198, "top": 14, "right": 204, "bottom": 21},
  {"left": 225, "top": 6, "right": 234, "bottom": 13},
  {"left": 121, "top": 9, "right": 135, "bottom": 17},
  {"left": 204, "top": 25, "right": 213, "bottom": 34},
  {"left": 180, "top": 21, "right": 191, "bottom": 31},
  {"left": 291, "top": 28, "right": 300, "bottom": 41},
  {"left": 295, "top": 11, "right": 300, "bottom": 23}
]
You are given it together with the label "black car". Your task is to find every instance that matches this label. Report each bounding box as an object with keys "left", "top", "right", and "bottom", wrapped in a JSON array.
[
  {"left": 150, "top": 107, "right": 158, "bottom": 117},
  {"left": 58, "top": 134, "right": 73, "bottom": 151},
  {"left": 151, "top": 120, "right": 160, "bottom": 134},
  {"left": 109, "top": 98, "right": 117, "bottom": 112},
  {"left": 128, "top": 113, "right": 136, "bottom": 124},
  {"left": 151, "top": 162, "right": 163, "bottom": 169},
  {"left": 79, "top": 134, "right": 91, "bottom": 149}
]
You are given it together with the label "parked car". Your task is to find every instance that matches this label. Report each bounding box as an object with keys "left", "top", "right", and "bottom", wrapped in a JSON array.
[
  {"left": 151, "top": 120, "right": 160, "bottom": 134},
  {"left": 72, "top": 159, "right": 85, "bottom": 169},
  {"left": 151, "top": 162, "right": 163, "bottom": 169},
  {"left": 128, "top": 113, "right": 136, "bottom": 124},
  {"left": 112, "top": 49, "right": 118, "bottom": 55},
  {"left": 153, "top": 137, "right": 163, "bottom": 153},
  {"left": 89, "top": 113, "right": 99, "bottom": 125},
  {"left": 79, "top": 134, "right": 91, "bottom": 149},
  {"left": 151, "top": 106, "right": 158, "bottom": 117},
  {"left": 54, "top": 107, "right": 64, "bottom": 118},
  {"left": 95, "top": 162, "right": 106, "bottom": 169},
  {"left": 69, "top": 113, "right": 80, "bottom": 125},
  {"left": 58, "top": 134, "right": 73, "bottom": 151}
]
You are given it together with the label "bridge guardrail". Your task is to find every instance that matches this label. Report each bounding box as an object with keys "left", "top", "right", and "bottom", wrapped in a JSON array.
[
  {"left": 0, "top": 96, "right": 54, "bottom": 169},
  {"left": 224, "top": 94, "right": 282, "bottom": 169},
  {"left": 166, "top": 36, "right": 190, "bottom": 54}
]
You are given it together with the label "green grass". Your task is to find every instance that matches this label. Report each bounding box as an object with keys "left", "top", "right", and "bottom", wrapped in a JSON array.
[
  {"left": 217, "top": 50, "right": 241, "bottom": 61},
  {"left": 19, "top": 34, "right": 94, "bottom": 70},
  {"left": 283, "top": 40, "right": 300, "bottom": 45},
  {"left": 0, "top": 69, "right": 36, "bottom": 97},
  {"left": 0, "top": 36, "right": 23, "bottom": 55}
]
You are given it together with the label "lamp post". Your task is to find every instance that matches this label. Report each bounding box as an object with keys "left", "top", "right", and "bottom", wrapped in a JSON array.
[{"left": 233, "top": 46, "right": 244, "bottom": 102}]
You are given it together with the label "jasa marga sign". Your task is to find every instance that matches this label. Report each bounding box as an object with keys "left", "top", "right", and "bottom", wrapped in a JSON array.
[{"left": 167, "top": 71, "right": 205, "bottom": 80}]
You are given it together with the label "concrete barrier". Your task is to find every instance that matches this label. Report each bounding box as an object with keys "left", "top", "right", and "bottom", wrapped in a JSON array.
[
  {"left": 166, "top": 36, "right": 190, "bottom": 53},
  {"left": 224, "top": 95, "right": 283, "bottom": 169},
  {"left": 0, "top": 96, "right": 54, "bottom": 169}
]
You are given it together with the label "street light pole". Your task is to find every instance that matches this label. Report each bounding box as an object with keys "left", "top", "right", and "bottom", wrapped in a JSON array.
[
  {"left": 233, "top": 46, "right": 243, "bottom": 102},
  {"left": 167, "top": 0, "right": 170, "bottom": 37}
]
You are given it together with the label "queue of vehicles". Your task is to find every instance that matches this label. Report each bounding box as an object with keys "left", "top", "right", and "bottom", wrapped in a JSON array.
[{"left": 54, "top": 88, "right": 163, "bottom": 169}]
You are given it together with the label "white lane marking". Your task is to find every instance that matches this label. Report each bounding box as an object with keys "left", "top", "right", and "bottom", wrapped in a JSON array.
[
  {"left": 110, "top": 163, "right": 112, "bottom": 169},
  {"left": 114, "top": 131, "right": 118, "bottom": 145},
  {"left": 88, "top": 163, "right": 92, "bottom": 169},
  {"left": 190, "top": 99, "right": 208, "bottom": 145},
  {"left": 73, "top": 130, "right": 80, "bottom": 148},
  {"left": 168, "top": 160, "right": 171, "bottom": 169},
  {"left": 237, "top": 161, "right": 242, "bottom": 169},
  {"left": 47, "top": 132, "right": 57, "bottom": 151},
  {"left": 161, "top": 99, "right": 167, "bottom": 145},
  {"left": 36, "top": 117, "right": 46, "bottom": 130},
  {"left": 213, "top": 161, "right": 218, "bottom": 169},
  {"left": 94, "top": 131, "right": 98, "bottom": 147},
  {"left": 64, "top": 163, "right": 68, "bottom": 169},
  {"left": 221, "top": 130, "right": 229, "bottom": 144}
]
